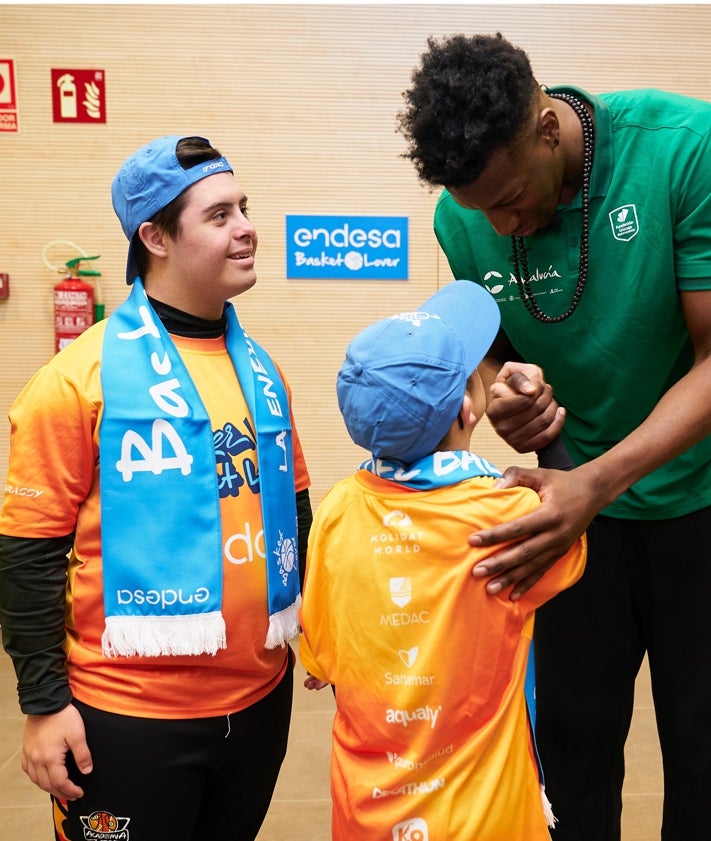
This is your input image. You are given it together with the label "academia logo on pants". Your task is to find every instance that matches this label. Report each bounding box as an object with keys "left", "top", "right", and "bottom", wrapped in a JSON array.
[{"left": 392, "top": 817, "right": 428, "bottom": 841}]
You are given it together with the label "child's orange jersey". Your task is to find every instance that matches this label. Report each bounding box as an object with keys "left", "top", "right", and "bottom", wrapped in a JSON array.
[
  {"left": 299, "top": 468, "right": 586, "bottom": 841},
  {"left": 1, "top": 320, "right": 310, "bottom": 718}
]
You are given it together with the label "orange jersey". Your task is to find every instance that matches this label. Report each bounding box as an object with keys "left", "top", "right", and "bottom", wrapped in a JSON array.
[
  {"left": 1, "top": 319, "right": 310, "bottom": 718},
  {"left": 299, "top": 469, "right": 586, "bottom": 841}
]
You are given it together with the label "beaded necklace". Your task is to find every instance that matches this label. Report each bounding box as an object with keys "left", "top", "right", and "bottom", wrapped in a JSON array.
[{"left": 510, "top": 92, "right": 595, "bottom": 323}]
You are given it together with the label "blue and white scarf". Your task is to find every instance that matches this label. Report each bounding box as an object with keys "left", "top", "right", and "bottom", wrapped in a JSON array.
[
  {"left": 361, "top": 450, "right": 502, "bottom": 488},
  {"left": 99, "top": 278, "right": 299, "bottom": 657}
]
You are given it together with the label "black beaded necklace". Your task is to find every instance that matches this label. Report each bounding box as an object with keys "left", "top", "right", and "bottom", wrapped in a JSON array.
[{"left": 510, "top": 92, "right": 595, "bottom": 323}]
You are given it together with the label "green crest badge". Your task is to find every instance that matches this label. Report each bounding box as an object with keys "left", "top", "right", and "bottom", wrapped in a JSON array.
[{"left": 609, "top": 204, "right": 639, "bottom": 242}]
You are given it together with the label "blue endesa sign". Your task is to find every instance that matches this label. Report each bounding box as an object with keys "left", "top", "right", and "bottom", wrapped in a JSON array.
[{"left": 286, "top": 215, "right": 408, "bottom": 280}]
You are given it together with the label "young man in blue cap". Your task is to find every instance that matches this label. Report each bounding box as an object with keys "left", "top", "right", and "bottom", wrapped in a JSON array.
[
  {"left": 299, "top": 280, "right": 587, "bottom": 841},
  {"left": 0, "top": 135, "right": 312, "bottom": 841}
]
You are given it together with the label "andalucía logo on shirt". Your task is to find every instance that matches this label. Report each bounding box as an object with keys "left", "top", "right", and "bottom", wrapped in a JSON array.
[{"left": 609, "top": 204, "right": 639, "bottom": 241}]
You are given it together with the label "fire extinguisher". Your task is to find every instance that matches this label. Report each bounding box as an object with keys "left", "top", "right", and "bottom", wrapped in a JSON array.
[{"left": 54, "top": 255, "right": 101, "bottom": 353}]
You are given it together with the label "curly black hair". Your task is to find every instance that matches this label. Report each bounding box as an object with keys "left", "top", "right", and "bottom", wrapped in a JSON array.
[{"left": 397, "top": 33, "right": 538, "bottom": 188}]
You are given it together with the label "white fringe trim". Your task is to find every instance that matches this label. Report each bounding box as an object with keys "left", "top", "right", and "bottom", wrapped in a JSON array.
[
  {"left": 541, "top": 785, "right": 557, "bottom": 829},
  {"left": 264, "top": 595, "right": 302, "bottom": 649},
  {"left": 102, "top": 612, "right": 227, "bottom": 658}
]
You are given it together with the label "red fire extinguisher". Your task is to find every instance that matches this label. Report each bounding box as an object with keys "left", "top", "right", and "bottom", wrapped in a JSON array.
[{"left": 54, "top": 255, "right": 100, "bottom": 353}]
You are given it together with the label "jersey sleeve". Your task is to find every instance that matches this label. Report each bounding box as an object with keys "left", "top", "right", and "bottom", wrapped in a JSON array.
[
  {"left": 291, "top": 417, "right": 311, "bottom": 493},
  {"left": 297, "top": 485, "right": 341, "bottom": 684},
  {"left": 298, "top": 554, "right": 331, "bottom": 684},
  {"left": 474, "top": 485, "right": 588, "bottom": 615},
  {"left": 513, "top": 532, "right": 587, "bottom": 615},
  {"left": 672, "top": 127, "right": 711, "bottom": 289},
  {"left": 1, "top": 364, "right": 99, "bottom": 538}
]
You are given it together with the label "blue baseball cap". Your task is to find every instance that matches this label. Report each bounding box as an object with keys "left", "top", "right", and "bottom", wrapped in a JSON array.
[
  {"left": 337, "top": 281, "right": 501, "bottom": 465},
  {"left": 111, "top": 135, "right": 234, "bottom": 284}
]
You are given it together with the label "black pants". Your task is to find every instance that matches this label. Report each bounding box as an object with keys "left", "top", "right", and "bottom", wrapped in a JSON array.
[
  {"left": 535, "top": 509, "right": 711, "bottom": 841},
  {"left": 53, "top": 660, "right": 293, "bottom": 841}
]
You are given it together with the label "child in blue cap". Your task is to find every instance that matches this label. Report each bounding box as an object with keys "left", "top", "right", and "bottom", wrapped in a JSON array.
[{"left": 299, "top": 281, "right": 587, "bottom": 841}]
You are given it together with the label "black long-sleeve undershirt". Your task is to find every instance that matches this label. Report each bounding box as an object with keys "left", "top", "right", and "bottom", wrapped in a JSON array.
[{"left": 0, "top": 533, "right": 74, "bottom": 714}]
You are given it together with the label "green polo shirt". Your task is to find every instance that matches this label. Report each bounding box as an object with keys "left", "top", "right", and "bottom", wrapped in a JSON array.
[{"left": 435, "top": 86, "right": 711, "bottom": 519}]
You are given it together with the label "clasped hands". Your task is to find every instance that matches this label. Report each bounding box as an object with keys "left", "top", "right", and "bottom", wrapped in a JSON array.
[{"left": 473, "top": 361, "right": 599, "bottom": 599}]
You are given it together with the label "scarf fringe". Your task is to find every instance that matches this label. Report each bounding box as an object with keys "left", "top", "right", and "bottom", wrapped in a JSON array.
[
  {"left": 541, "top": 785, "right": 557, "bottom": 829},
  {"left": 264, "top": 596, "right": 302, "bottom": 649},
  {"left": 102, "top": 612, "right": 227, "bottom": 658}
]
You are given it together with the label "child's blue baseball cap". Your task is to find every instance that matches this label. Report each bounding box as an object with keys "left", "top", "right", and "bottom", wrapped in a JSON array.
[
  {"left": 337, "top": 281, "right": 500, "bottom": 465},
  {"left": 111, "top": 135, "right": 234, "bottom": 284}
]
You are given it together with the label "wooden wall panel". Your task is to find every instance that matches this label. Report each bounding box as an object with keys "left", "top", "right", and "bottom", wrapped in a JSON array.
[{"left": 2, "top": 4, "right": 711, "bottom": 505}]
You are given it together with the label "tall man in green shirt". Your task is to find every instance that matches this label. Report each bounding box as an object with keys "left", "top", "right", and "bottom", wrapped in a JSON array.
[{"left": 397, "top": 32, "right": 711, "bottom": 841}]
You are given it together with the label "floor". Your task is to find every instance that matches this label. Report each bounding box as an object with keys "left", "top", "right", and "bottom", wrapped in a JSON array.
[{"left": 0, "top": 649, "right": 662, "bottom": 841}]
